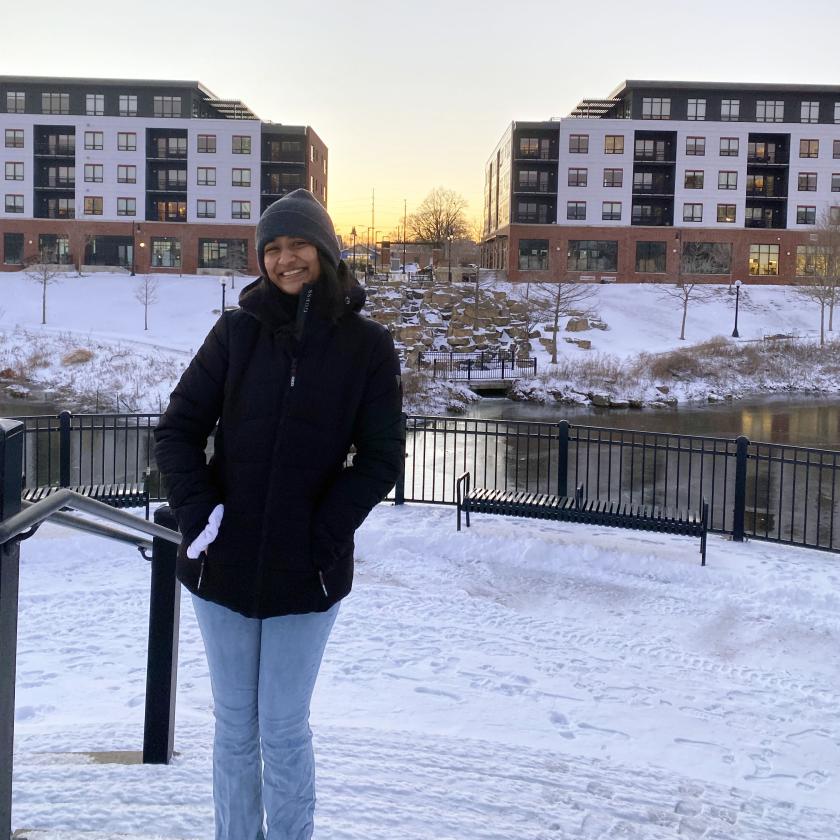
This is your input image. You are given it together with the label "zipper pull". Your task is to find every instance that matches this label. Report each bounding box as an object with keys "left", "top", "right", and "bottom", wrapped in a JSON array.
[
  {"left": 318, "top": 570, "right": 329, "bottom": 597},
  {"left": 197, "top": 556, "right": 206, "bottom": 591},
  {"left": 290, "top": 358, "right": 298, "bottom": 388}
]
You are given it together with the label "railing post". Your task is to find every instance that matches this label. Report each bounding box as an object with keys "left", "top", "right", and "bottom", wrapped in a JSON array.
[
  {"left": 501, "top": 357, "right": 506, "bottom": 379},
  {"left": 732, "top": 435, "right": 750, "bottom": 542},
  {"left": 557, "top": 420, "right": 570, "bottom": 497},
  {"left": 59, "top": 410, "right": 72, "bottom": 487},
  {"left": 394, "top": 413, "right": 406, "bottom": 506},
  {"left": 0, "top": 419, "right": 23, "bottom": 840},
  {"left": 143, "top": 505, "right": 180, "bottom": 764},
  {"left": 466, "top": 359, "right": 472, "bottom": 381}
]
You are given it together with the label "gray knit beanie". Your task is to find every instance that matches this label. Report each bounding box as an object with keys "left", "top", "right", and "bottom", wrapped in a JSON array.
[{"left": 255, "top": 189, "right": 340, "bottom": 276}]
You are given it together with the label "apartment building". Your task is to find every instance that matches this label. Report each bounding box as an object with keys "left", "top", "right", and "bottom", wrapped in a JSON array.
[
  {"left": 483, "top": 81, "right": 840, "bottom": 284},
  {"left": 0, "top": 76, "right": 328, "bottom": 274}
]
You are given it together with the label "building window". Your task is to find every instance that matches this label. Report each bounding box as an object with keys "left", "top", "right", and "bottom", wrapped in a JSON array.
[
  {"left": 231, "top": 200, "right": 251, "bottom": 219},
  {"left": 6, "top": 92, "right": 25, "bottom": 113},
  {"left": 197, "top": 134, "right": 217, "bottom": 153},
  {"left": 686, "top": 136, "right": 705, "bottom": 156},
  {"left": 569, "top": 134, "right": 589, "bottom": 154},
  {"left": 197, "top": 167, "right": 216, "bottom": 186},
  {"left": 717, "top": 204, "right": 736, "bottom": 223},
  {"left": 566, "top": 201, "right": 586, "bottom": 220},
  {"left": 831, "top": 206, "right": 840, "bottom": 225},
  {"left": 801, "top": 101, "right": 819, "bottom": 123},
  {"left": 835, "top": 103, "right": 840, "bottom": 124},
  {"left": 232, "top": 168, "right": 251, "bottom": 187},
  {"left": 635, "top": 241, "right": 666, "bottom": 273},
  {"left": 832, "top": 173, "right": 840, "bottom": 192},
  {"left": 642, "top": 97, "right": 670, "bottom": 119},
  {"left": 199, "top": 239, "right": 248, "bottom": 269},
  {"left": 603, "top": 168, "right": 623, "bottom": 187},
  {"left": 232, "top": 135, "right": 252, "bottom": 154},
  {"left": 683, "top": 203, "right": 703, "bottom": 222},
  {"left": 517, "top": 201, "right": 543, "bottom": 223},
  {"left": 602, "top": 201, "right": 621, "bottom": 221},
  {"left": 796, "top": 244, "right": 829, "bottom": 276},
  {"left": 604, "top": 135, "right": 624, "bottom": 154},
  {"left": 117, "top": 197, "right": 136, "bottom": 217},
  {"left": 197, "top": 199, "right": 216, "bottom": 219},
  {"left": 718, "top": 171, "right": 737, "bottom": 190},
  {"left": 84, "top": 131, "right": 103, "bottom": 151},
  {"left": 153, "top": 96, "right": 181, "bottom": 118},
  {"left": 687, "top": 98, "right": 706, "bottom": 120},
  {"left": 684, "top": 170, "right": 704, "bottom": 189},
  {"left": 682, "top": 242, "right": 732, "bottom": 274},
  {"left": 4, "top": 162, "right": 23, "bottom": 181},
  {"left": 46, "top": 197, "right": 74, "bottom": 219},
  {"left": 86, "top": 93, "right": 104, "bottom": 116},
  {"left": 568, "top": 240, "right": 618, "bottom": 272},
  {"left": 118, "top": 132, "right": 137, "bottom": 152},
  {"left": 749, "top": 244, "right": 779, "bottom": 275},
  {"left": 119, "top": 94, "right": 138, "bottom": 117},
  {"left": 518, "top": 239, "right": 549, "bottom": 270},
  {"left": 568, "top": 168, "right": 587, "bottom": 187},
  {"left": 4, "top": 232, "right": 24, "bottom": 264},
  {"left": 799, "top": 139, "right": 819, "bottom": 158},
  {"left": 519, "top": 138, "right": 538, "bottom": 157},
  {"left": 5, "top": 129, "right": 24, "bottom": 148},
  {"left": 798, "top": 172, "right": 818, "bottom": 191},
  {"left": 117, "top": 164, "right": 136, "bottom": 184},
  {"left": 84, "top": 196, "right": 103, "bottom": 215},
  {"left": 41, "top": 92, "right": 69, "bottom": 115},
  {"left": 720, "top": 137, "right": 739, "bottom": 157},
  {"left": 84, "top": 164, "right": 103, "bottom": 183},
  {"left": 38, "top": 234, "right": 70, "bottom": 262},
  {"left": 45, "top": 165, "right": 74, "bottom": 187},
  {"left": 835, "top": 140, "right": 840, "bottom": 159},
  {"left": 796, "top": 205, "right": 816, "bottom": 225},
  {"left": 756, "top": 100, "right": 784, "bottom": 122},
  {"left": 720, "top": 99, "right": 740, "bottom": 121},
  {"left": 151, "top": 237, "right": 181, "bottom": 268},
  {"left": 4, "top": 194, "right": 23, "bottom": 213}
]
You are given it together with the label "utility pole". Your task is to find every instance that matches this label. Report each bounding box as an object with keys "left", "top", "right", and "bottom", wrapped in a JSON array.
[{"left": 403, "top": 198, "right": 407, "bottom": 272}]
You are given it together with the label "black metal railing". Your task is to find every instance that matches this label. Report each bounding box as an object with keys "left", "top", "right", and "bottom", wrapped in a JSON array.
[
  {"left": 0, "top": 418, "right": 182, "bottom": 838},
  {"left": 7, "top": 412, "right": 840, "bottom": 554}
]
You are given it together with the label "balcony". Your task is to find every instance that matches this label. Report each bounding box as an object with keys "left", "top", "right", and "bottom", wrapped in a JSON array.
[
  {"left": 514, "top": 151, "right": 558, "bottom": 162},
  {"left": 514, "top": 183, "right": 554, "bottom": 194},
  {"left": 148, "top": 181, "right": 188, "bottom": 192},
  {"left": 35, "top": 144, "right": 75, "bottom": 158},
  {"left": 262, "top": 154, "right": 306, "bottom": 164}
]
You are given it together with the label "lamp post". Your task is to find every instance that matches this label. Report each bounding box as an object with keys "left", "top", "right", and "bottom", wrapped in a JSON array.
[
  {"left": 447, "top": 232, "right": 454, "bottom": 284},
  {"left": 130, "top": 222, "right": 137, "bottom": 276},
  {"left": 219, "top": 274, "right": 227, "bottom": 312},
  {"left": 374, "top": 229, "right": 382, "bottom": 277},
  {"left": 731, "top": 279, "right": 742, "bottom": 338},
  {"left": 351, "top": 226, "right": 357, "bottom": 274}
]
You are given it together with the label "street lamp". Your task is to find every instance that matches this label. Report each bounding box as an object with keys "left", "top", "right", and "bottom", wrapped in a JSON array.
[
  {"left": 374, "top": 229, "right": 382, "bottom": 277},
  {"left": 219, "top": 274, "right": 227, "bottom": 312},
  {"left": 731, "top": 280, "right": 742, "bottom": 338},
  {"left": 447, "top": 232, "right": 454, "bottom": 283},
  {"left": 351, "top": 226, "right": 357, "bottom": 274}
]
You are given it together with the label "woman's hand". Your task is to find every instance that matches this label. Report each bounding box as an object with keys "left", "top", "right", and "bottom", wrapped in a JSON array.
[{"left": 186, "top": 504, "right": 225, "bottom": 559}]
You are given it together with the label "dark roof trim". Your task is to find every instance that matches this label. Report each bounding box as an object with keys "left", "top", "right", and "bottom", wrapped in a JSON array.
[
  {"left": 0, "top": 75, "right": 217, "bottom": 97},
  {"left": 608, "top": 79, "right": 840, "bottom": 97}
]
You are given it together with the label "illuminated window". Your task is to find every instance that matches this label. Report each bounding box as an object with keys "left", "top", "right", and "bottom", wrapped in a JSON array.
[{"left": 749, "top": 244, "right": 779, "bottom": 275}]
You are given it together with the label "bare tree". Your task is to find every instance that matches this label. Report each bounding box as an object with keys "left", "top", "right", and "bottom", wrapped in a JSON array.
[
  {"left": 407, "top": 188, "right": 469, "bottom": 247},
  {"left": 26, "top": 255, "right": 63, "bottom": 325},
  {"left": 67, "top": 226, "right": 89, "bottom": 276},
  {"left": 524, "top": 279, "right": 597, "bottom": 363},
  {"left": 133, "top": 275, "right": 160, "bottom": 331},
  {"left": 660, "top": 243, "right": 730, "bottom": 340},
  {"left": 793, "top": 209, "right": 840, "bottom": 346}
]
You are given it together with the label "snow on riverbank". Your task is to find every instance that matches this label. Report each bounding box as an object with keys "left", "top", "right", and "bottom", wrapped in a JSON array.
[
  {"left": 0, "top": 270, "right": 836, "bottom": 413},
  {"left": 11, "top": 503, "right": 840, "bottom": 838}
]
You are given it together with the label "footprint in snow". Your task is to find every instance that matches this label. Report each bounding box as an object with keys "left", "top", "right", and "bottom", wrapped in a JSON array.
[{"left": 414, "top": 686, "right": 462, "bottom": 702}]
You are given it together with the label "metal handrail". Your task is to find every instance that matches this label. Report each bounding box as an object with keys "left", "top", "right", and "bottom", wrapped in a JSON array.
[{"left": 0, "top": 489, "right": 180, "bottom": 549}]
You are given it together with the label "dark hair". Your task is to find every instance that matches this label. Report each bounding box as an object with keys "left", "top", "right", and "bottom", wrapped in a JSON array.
[{"left": 317, "top": 255, "right": 355, "bottom": 322}]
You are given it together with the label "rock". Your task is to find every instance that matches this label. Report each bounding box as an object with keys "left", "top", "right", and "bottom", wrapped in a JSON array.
[
  {"left": 655, "top": 384, "right": 671, "bottom": 394},
  {"left": 707, "top": 392, "right": 724, "bottom": 403},
  {"left": 589, "top": 393, "right": 611, "bottom": 407},
  {"left": 610, "top": 398, "right": 630, "bottom": 408},
  {"left": 566, "top": 317, "right": 590, "bottom": 332},
  {"left": 564, "top": 337, "right": 591, "bottom": 350},
  {"left": 7, "top": 384, "right": 30, "bottom": 399},
  {"left": 627, "top": 398, "right": 645, "bottom": 409},
  {"left": 0, "top": 368, "right": 16, "bottom": 379}
]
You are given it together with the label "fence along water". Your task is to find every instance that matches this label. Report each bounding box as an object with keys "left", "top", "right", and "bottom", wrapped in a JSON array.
[{"left": 11, "top": 411, "right": 840, "bottom": 554}]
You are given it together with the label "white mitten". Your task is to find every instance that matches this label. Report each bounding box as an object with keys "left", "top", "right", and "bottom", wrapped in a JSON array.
[{"left": 186, "top": 504, "right": 224, "bottom": 559}]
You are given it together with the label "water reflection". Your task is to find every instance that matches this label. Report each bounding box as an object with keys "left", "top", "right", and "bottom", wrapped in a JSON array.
[{"left": 463, "top": 395, "right": 840, "bottom": 450}]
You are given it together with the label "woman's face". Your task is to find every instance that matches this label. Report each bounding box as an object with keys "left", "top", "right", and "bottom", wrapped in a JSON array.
[{"left": 263, "top": 235, "right": 321, "bottom": 295}]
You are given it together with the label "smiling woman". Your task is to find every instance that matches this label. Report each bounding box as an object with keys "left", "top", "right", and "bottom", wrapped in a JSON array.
[{"left": 154, "top": 188, "right": 405, "bottom": 839}]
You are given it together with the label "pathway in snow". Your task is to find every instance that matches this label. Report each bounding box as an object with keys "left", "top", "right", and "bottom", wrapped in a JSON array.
[{"left": 10, "top": 504, "right": 840, "bottom": 838}]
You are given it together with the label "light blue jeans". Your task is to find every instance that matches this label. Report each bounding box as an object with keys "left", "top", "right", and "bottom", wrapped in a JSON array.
[{"left": 192, "top": 595, "right": 340, "bottom": 840}]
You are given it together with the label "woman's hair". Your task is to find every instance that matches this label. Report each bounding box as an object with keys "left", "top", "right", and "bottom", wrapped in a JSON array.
[{"left": 317, "top": 255, "right": 356, "bottom": 322}]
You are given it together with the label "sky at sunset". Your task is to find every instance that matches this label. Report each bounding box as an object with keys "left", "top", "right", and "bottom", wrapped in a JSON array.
[{"left": 4, "top": 0, "right": 839, "bottom": 241}]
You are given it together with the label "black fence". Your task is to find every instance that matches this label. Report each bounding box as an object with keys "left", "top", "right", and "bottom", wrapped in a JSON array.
[{"left": 10, "top": 411, "right": 840, "bottom": 554}]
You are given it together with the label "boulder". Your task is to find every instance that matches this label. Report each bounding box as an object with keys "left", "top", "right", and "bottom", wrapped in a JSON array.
[
  {"left": 589, "top": 393, "right": 611, "bottom": 407},
  {"left": 566, "top": 317, "right": 590, "bottom": 332}
]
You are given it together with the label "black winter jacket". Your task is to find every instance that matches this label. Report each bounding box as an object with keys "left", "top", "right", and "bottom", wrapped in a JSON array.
[{"left": 153, "top": 274, "right": 404, "bottom": 618}]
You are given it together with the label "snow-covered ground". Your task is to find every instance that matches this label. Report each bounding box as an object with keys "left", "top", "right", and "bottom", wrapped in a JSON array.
[
  {"left": 0, "top": 270, "right": 836, "bottom": 414},
  {"left": 11, "top": 502, "right": 840, "bottom": 838}
]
